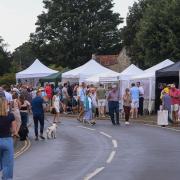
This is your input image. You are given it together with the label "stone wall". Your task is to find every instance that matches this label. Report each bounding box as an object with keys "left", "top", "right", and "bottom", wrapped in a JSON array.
[
  {"left": 105, "top": 48, "right": 131, "bottom": 72},
  {"left": 117, "top": 48, "right": 131, "bottom": 72}
]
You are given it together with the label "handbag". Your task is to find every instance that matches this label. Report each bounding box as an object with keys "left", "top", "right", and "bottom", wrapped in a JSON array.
[
  {"left": 50, "top": 107, "right": 57, "bottom": 114},
  {"left": 157, "top": 110, "right": 168, "bottom": 126}
]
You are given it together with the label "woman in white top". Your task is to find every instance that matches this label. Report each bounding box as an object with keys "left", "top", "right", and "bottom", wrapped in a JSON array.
[{"left": 52, "top": 91, "right": 61, "bottom": 123}]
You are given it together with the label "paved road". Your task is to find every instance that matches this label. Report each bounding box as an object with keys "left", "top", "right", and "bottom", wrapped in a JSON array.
[{"left": 14, "top": 116, "right": 180, "bottom": 180}]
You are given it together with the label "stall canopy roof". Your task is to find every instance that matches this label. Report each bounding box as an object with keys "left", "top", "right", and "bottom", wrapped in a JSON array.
[
  {"left": 156, "top": 61, "right": 180, "bottom": 77},
  {"left": 115, "top": 64, "right": 143, "bottom": 81},
  {"left": 62, "top": 59, "right": 119, "bottom": 80},
  {"left": 132, "top": 59, "right": 174, "bottom": 80},
  {"left": 16, "top": 59, "right": 58, "bottom": 79},
  {"left": 144, "top": 59, "right": 174, "bottom": 73}
]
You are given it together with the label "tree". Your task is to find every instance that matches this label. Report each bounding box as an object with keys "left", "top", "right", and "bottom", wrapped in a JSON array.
[
  {"left": 121, "top": 0, "right": 154, "bottom": 67},
  {"left": 122, "top": 0, "right": 180, "bottom": 68},
  {"left": 31, "top": 0, "right": 123, "bottom": 68},
  {"left": 136, "top": 0, "right": 180, "bottom": 66},
  {"left": 12, "top": 42, "right": 38, "bottom": 71},
  {"left": 0, "top": 36, "right": 11, "bottom": 75}
]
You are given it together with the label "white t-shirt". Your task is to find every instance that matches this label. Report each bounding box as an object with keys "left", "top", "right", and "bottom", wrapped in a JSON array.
[
  {"left": 4, "top": 91, "right": 13, "bottom": 103},
  {"left": 138, "top": 86, "right": 144, "bottom": 97}
]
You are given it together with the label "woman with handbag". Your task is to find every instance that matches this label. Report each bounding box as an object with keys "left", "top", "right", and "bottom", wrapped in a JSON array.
[{"left": 0, "top": 92, "right": 16, "bottom": 180}]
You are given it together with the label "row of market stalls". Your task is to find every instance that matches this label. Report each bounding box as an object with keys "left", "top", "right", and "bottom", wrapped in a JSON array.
[{"left": 16, "top": 58, "right": 180, "bottom": 112}]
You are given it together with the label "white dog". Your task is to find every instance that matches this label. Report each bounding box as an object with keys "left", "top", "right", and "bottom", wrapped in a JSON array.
[{"left": 46, "top": 123, "right": 58, "bottom": 139}]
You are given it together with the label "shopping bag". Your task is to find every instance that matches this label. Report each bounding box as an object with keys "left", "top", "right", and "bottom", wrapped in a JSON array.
[{"left": 157, "top": 110, "right": 168, "bottom": 126}]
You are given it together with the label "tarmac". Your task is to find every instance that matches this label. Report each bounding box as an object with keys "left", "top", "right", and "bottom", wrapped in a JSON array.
[{"left": 14, "top": 113, "right": 180, "bottom": 156}]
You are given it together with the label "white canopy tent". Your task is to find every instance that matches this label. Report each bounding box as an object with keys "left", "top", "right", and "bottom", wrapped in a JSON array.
[
  {"left": 16, "top": 59, "right": 58, "bottom": 86},
  {"left": 119, "top": 64, "right": 144, "bottom": 80},
  {"left": 131, "top": 59, "right": 174, "bottom": 113},
  {"left": 62, "top": 59, "right": 120, "bottom": 83},
  {"left": 99, "top": 64, "right": 143, "bottom": 100}
]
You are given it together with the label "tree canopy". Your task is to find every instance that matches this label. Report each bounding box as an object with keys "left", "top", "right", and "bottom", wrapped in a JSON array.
[
  {"left": 30, "top": 0, "right": 123, "bottom": 68},
  {"left": 122, "top": 0, "right": 180, "bottom": 68},
  {"left": 0, "top": 36, "right": 11, "bottom": 75}
]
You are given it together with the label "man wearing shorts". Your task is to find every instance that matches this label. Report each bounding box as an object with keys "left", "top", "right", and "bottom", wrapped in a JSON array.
[
  {"left": 96, "top": 84, "right": 106, "bottom": 117},
  {"left": 130, "top": 83, "right": 140, "bottom": 119},
  {"left": 169, "top": 84, "right": 180, "bottom": 123}
]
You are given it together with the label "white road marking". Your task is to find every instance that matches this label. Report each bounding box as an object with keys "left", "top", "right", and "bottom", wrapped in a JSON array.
[
  {"left": 77, "top": 126, "right": 96, "bottom": 131},
  {"left": 84, "top": 167, "right": 105, "bottom": 180},
  {"left": 144, "top": 124, "right": 180, "bottom": 132},
  {"left": 112, "top": 139, "right": 118, "bottom": 148},
  {"left": 106, "top": 151, "right": 116, "bottom": 164},
  {"left": 100, "top": 131, "right": 112, "bottom": 138}
]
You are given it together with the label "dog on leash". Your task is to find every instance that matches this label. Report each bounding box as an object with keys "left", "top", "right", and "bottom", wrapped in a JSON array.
[{"left": 46, "top": 123, "right": 58, "bottom": 139}]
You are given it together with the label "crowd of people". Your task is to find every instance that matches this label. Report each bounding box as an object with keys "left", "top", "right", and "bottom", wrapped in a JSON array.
[
  {"left": 0, "top": 81, "right": 179, "bottom": 179},
  {"left": 160, "top": 83, "right": 180, "bottom": 124}
]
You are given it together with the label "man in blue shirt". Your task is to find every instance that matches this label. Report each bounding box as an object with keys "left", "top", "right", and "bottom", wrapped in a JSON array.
[
  {"left": 130, "top": 83, "right": 140, "bottom": 119},
  {"left": 32, "top": 90, "right": 45, "bottom": 140}
]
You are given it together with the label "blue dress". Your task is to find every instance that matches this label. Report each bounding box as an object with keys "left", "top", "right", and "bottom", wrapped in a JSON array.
[{"left": 83, "top": 96, "right": 93, "bottom": 121}]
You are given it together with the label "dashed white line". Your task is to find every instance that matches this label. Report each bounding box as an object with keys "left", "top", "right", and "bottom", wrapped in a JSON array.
[
  {"left": 112, "top": 139, "right": 118, "bottom": 148},
  {"left": 106, "top": 151, "right": 116, "bottom": 164},
  {"left": 100, "top": 131, "right": 112, "bottom": 138},
  {"left": 84, "top": 167, "right": 105, "bottom": 180},
  {"left": 77, "top": 126, "right": 96, "bottom": 131}
]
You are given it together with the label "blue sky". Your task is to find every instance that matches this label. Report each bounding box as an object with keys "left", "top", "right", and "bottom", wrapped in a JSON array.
[{"left": 0, "top": 0, "right": 136, "bottom": 51}]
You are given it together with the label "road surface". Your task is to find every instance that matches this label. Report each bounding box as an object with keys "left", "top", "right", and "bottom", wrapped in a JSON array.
[{"left": 14, "top": 117, "right": 180, "bottom": 180}]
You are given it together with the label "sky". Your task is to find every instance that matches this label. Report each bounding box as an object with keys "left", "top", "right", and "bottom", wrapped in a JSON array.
[{"left": 0, "top": 0, "right": 137, "bottom": 52}]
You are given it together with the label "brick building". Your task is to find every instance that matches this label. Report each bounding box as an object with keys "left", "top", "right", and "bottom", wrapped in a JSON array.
[{"left": 96, "top": 48, "right": 131, "bottom": 73}]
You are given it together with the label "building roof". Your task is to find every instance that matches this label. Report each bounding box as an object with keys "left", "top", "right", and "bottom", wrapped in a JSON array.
[{"left": 96, "top": 55, "right": 118, "bottom": 66}]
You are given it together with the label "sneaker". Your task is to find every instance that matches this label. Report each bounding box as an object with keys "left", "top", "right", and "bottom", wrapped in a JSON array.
[
  {"left": 125, "top": 121, "right": 130, "bottom": 125},
  {"left": 35, "top": 136, "right": 39, "bottom": 141},
  {"left": 39, "top": 135, "right": 45, "bottom": 140}
]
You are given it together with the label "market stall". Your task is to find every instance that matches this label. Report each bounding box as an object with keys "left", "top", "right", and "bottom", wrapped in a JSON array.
[
  {"left": 155, "top": 61, "right": 180, "bottom": 111},
  {"left": 62, "top": 59, "right": 119, "bottom": 83},
  {"left": 131, "top": 59, "right": 174, "bottom": 113},
  {"left": 16, "top": 59, "right": 58, "bottom": 86}
]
